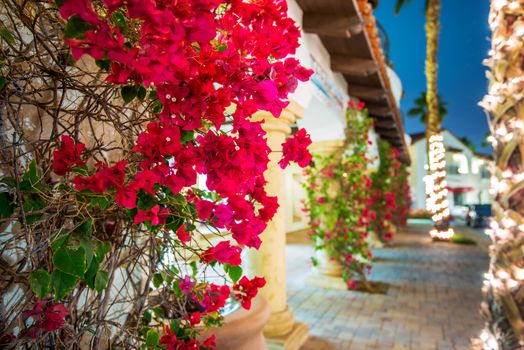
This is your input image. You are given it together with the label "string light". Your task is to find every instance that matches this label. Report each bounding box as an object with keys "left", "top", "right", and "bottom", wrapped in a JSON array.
[
  {"left": 479, "top": 0, "right": 524, "bottom": 348},
  {"left": 424, "top": 134, "right": 454, "bottom": 240}
]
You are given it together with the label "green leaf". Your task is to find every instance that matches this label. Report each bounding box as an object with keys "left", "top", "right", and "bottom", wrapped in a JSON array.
[
  {"left": 189, "top": 261, "right": 198, "bottom": 277},
  {"left": 90, "top": 196, "right": 109, "bottom": 209},
  {"left": 0, "top": 176, "right": 16, "bottom": 188},
  {"left": 84, "top": 257, "right": 100, "bottom": 289},
  {"left": 110, "top": 11, "right": 128, "bottom": 32},
  {"left": 51, "top": 231, "right": 68, "bottom": 252},
  {"left": 180, "top": 130, "right": 195, "bottom": 145},
  {"left": 227, "top": 265, "right": 242, "bottom": 284},
  {"left": 76, "top": 234, "right": 94, "bottom": 268},
  {"left": 94, "top": 270, "right": 109, "bottom": 292},
  {"left": 96, "top": 59, "right": 111, "bottom": 71},
  {"left": 217, "top": 45, "right": 227, "bottom": 52},
  {"left": 52, "top": 269, "right": 77, "bottom": 300},
  {"left": 137, "top": 85, "right": 147, "bottom": 101},
  {"left": 22, "top": 194, "right": 45, "bottom": 224},
  {"left": 53, "top": 245, "right": 86, "bottom": 278},
  {"left": 0, "top": 76, "right": 6, "bottom": 90},
  {"left": 145, "top": 329, "right": 160, "bottom": 347},
  {"left": 150, "top": 99, "right": 163, "bottom": 114},
  {"left": 121, "top": 85, "right": 138, "bottom": 104},
  {"left": 77, "top": 218, "right": 93, "bottom": 235},
  {"left": 29, "top": 269, "right": 52, "bottom": 298},
  {"left": 0, "top": 192, "right": 14, "bottom": 219},
  {"left": 152, "top": 273, "right": 164, "bottom": 289},
  {"left": 0, "top": 27, "right": 15, "bottom": 45},
  {"left": 164, "top": 216, "right": 183, "bottom": 233},
  {"left": 23, "top": 160, "right": 41, "bottom": 186},
  {"left": 95, "top": 241, "right": 111, "bottom": 260},
  {"left": 64, "top": 16, "right": 94, "bottom": 39}
]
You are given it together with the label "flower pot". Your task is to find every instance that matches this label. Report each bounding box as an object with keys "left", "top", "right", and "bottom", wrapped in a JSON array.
[{"left": 198, "top": 295, "right": 270, "bottom": 350}]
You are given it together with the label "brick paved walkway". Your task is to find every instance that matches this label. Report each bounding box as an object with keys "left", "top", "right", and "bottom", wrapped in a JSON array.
[{"left": 286, "top": 222, "right": 489, "bottom": 350}]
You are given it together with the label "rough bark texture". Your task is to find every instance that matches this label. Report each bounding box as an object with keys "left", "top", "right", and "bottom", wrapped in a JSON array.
[
  {"left": 480, "top": 2, "right": 524, "bottom": 349},
  {"left": 424, "top": 0, "right": 450, "bottom": 234}
]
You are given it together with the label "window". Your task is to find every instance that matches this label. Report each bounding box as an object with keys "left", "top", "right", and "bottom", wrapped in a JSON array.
[{"left": 453, "top": 192, "right": 466, "bottom": 206}]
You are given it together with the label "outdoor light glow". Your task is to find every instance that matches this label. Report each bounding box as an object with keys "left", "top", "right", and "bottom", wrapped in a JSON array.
[{"left": 424, "top": 134, "right": 454, "bottom": 240}]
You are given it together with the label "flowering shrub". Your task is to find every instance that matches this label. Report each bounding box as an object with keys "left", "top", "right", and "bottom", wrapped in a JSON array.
[
  {"left": 303, "top": 101, "right": 374, "bottom": 290},
  {"left": 0, "top": 0, "right": 311, "bottom": 348},
  {"left": 369, "top": 140, "right": 411, "bottom": 242}
]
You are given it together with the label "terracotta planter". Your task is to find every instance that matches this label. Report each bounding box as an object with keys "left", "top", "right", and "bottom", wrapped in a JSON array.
[{"left": 199, "top": 295, "right": 270, "bottom": 350}]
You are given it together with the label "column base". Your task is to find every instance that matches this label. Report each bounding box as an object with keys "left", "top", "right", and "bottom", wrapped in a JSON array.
[
  {"left": 263, "top": 305, "right": 296, "bottom": 337},
  {"left": 305, "top": 270, "right": 347, "bottom": 290},
  {"left": 266, "top": 322, "right": 309, "bottom": 350}
]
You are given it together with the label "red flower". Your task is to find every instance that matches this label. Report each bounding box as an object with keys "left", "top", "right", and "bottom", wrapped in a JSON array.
[
  {"left": 348, "top": 99, "right": 365, "bottom": 111},
  {"left": 23, "top": 300, "right": 69, "bottom": 339},
  {"left": 116, "top": 185, "right": 137, "bottom": 209},
  {"left": 176, "top": 224, "right": 192, "bottom": 243},
  {"left": 159, "top": 325, "right": 178, "bottom": 350},
  {"left": 134, "top": 205, "right": 169, "bottom": 226},
  {"left": 201, "top": 241, "right": 242, "bottom": 266},
  {"left": 199, "top": 284, "right": 230, "bottom": 313},
  {"left": 178, "top": 275, "right": 195, "bottom": 296},
  {"left": 53, "top": 135, "right": 85, "bottom": 176},
  {"left": 233, "top": 276, "right": 266, "bottom": 309},
  {"left": 73, "top": 161, "right": 127, "bottom": 193},
  {"left": 279, "top": 128, "right": 312, "bottom": 169},
  {"left": 195, "top": 199, "right": 214, "bottom": 220}
]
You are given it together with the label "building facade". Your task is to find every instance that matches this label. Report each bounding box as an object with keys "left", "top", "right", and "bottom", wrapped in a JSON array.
[{"left": 409, "top": 129, "right": 491, "bottom": 213}]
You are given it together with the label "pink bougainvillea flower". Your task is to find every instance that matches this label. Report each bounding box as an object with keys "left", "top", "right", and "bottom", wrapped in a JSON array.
[
  {"left": 186, "top": 311, "right": 201, "bottom": 326},
  {"left": 176, "top": 224, "right": 192, "bottom": 244},
  {"left": 252, "top": 80, "right": 288, "bottom": 117},
  {"left": 195, "top": 199, "right": 214, "bottom": 220},
  {"left": 198, "top": 284, "right": 230, "bottom": 313},
  {"left": 348, "top": 99, "right": 365, "bottom": 111},
  {"left": 22, "top": 300, "right": 69, "bottom": 339},
  {"left": 159, "top": 325, "right": 183, "bottom": 350},
  {"left": 233, "top": 276, "right": 266, "bottom": 310},
  {"left": 73, "top": 161, "right": 127, "bottom": 193},
  {"left": 53, "top": 0, "right": 313, "bottom": 342},
  {"left": 130, "top": 169, "right": 160, "bottom": 195},
  {"left": 116, "top": 185, "right": 137, "bottom": 209},
  {"left": 201, "top": 241, "right": 242, "bottom": 266},
  {"left": 202, "top": 335, "right": 216, "bottom": 349},
  {"left": 179, "top": 275, "right": 195, "bottom": 296},
  {"left": 279, "top": 128, "right": 312, "bottom": 169},
  {"left": 53, "top": 135, "right": 85, "bottom": 176},
  {"left": 134, "top": 205, "right": 169, "bottom": 226}
]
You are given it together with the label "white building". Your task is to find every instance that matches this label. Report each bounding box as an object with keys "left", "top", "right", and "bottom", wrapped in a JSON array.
[
  {"left": 409, "top": 129, "right": 491, "bottom": 212},
  {"left": 282, "top": 0, "right": 410, "bottom": 235}
]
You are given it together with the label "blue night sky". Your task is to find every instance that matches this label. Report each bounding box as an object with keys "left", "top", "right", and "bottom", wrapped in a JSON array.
[{"left": 375, "top": 1, "right": 491, "bottom": 152}]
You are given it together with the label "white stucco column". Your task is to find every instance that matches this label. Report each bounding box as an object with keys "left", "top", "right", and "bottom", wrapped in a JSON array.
[{"left": 244, "top": 104, "right": 309, "bottom": 350}]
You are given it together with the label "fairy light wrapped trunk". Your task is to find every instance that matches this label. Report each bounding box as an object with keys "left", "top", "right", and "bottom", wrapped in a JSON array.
[
  {"left": 424, "top": 0, "right": 453, "bottom": 240},
  {"left": 478, "top": 1, "right": 524, "bottom": 348}
]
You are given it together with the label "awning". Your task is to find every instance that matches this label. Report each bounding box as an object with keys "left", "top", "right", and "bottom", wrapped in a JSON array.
[
  {"left": 296, "top": 0, "right": 410, "bottom": 164},
  {"left": 447, "top": 186, "right": 475, "bottom": 193}
]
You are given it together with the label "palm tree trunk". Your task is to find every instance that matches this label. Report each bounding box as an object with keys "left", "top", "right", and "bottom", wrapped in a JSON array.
[
  {"left": 425, "top": 0, "right": 441, "bottom": 138},
  {"left": 424, "top": 0, "right": 452, "bottom": 238},
  {"left": 479, "top": 2, "right": 524, "bottom": 348}
]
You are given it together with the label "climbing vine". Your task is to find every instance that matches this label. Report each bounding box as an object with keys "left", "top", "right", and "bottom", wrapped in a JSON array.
[
  {"left": 0, "top": 0, "right": 312, "bottom": 348},
  {"left": 369, "top": 140, "right": 411, "bottom": 243},
  {"left": 304, "top": 101, "right": 374, "bottom": 289}
]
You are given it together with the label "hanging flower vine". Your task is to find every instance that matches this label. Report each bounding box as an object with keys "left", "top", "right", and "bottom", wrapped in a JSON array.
[
  {"left": 303, "top": 101, "right": 374, "bottom": 290},
  {"left": 0, "top": 0, "right": 312, "bottom": 348},
  {"left": 368, "top": 140, "right": 411, "bottom": 243}
]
